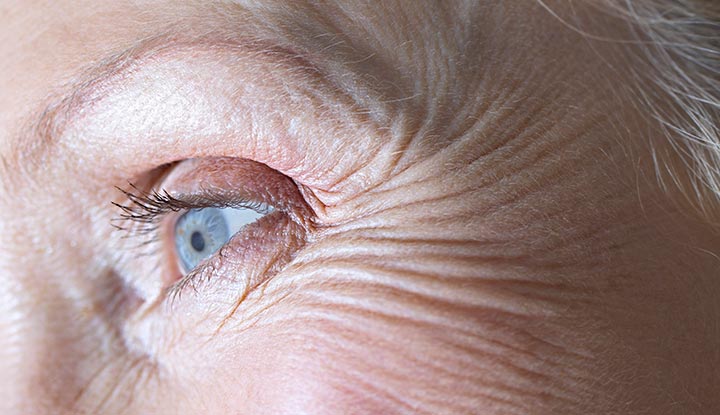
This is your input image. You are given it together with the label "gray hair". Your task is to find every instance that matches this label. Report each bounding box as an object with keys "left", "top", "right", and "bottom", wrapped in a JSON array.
[{"left": 541, "top": 0, "right": 720, "bottom": 222}]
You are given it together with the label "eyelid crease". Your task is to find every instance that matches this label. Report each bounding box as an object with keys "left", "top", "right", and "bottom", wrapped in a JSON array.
[
  {"left": 11, "top": 24, "right": 395, "bottom": 206},
  {"left": 16, "top": 29, "right": 367, "bottom": 196},
  {"left": 111, "top": 157, "right": 316, "bottom": 251},
  {"left": 18, "top": 33, "right": 319, "bottom": 177},
  {"left": 157, "top": 157, "right": 317, "bottom": 230}
]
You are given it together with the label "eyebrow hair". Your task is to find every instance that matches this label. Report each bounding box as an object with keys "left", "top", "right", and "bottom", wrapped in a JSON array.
[
  {"left": 6, "top": 34, "right": 173, "bottom": 188},
  {"left": 5, "top": 31, "right": 327, "bottom": 189},
  {"left": 2, "top": 4, "right": 408, "bottom": 192}
]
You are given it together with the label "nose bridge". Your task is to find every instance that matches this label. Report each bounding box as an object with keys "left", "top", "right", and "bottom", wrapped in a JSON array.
[{"left": 0, "top": 211, "right": 119, "bottom": 415}]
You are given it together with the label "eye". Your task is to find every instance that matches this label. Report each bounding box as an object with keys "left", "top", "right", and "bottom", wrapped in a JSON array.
[
  {"left": 112, "top": 157, "right": 313, "bottom": 304},
  {"left": 173, "top": 205, "right": 274, "bottom": 275}
]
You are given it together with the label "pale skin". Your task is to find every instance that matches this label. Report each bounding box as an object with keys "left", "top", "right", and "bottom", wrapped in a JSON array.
[{"left": 1, "top": 1, "right": 719, "bottom": 414}]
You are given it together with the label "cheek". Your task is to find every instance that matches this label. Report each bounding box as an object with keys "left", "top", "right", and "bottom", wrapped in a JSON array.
[
  {"left": 159, "top": 275, "right": 486, "bottom": 415},
  {"left": 171, "top": 324, "right": 416, "bottom": 415},
  {"left": 156, "top": 322, "right": 372, "bottom": 414}
]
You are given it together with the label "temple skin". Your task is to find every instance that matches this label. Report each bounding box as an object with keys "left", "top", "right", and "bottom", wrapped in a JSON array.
[{"left": 1, "top": 1, "right": 719, "bottom": 414}]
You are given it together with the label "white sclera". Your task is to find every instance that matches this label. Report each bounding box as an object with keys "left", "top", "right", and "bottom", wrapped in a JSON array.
[{"left": 174, "top": 204, "right": 273, "bottom": 274}]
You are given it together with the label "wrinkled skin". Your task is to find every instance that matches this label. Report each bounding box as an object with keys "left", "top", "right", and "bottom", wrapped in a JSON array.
[{"left": 1, "top": 1, "right": 719, "bottom": 414}]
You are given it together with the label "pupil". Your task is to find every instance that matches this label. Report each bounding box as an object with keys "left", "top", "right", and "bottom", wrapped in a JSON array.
[{"left": 190, "top": 231, "right": 206, "bottom": 252}]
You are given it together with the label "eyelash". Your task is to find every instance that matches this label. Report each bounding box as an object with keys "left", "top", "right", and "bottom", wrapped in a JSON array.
[
  {"left": 112, "top": 185, "right": 195, "bottom": 236},
  {"left": 111, "top": 183, "right": 271, "bottom": 297},
  {"left": 112, "top": 183, "right": 269, "bottom": 231}
]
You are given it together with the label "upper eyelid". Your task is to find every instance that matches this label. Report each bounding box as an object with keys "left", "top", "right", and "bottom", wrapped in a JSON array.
[
  {"left": 111, "top": 184, "right": 266, "bottom": 233},
  {"left": 112, "top": 156, "right": 318, "bottom": 238},
  {"left": 15, "top": 34, "right": 317, "bottom": 179},
  {"left": 9, "top": 32, "right": 390, "bottom": 206}
]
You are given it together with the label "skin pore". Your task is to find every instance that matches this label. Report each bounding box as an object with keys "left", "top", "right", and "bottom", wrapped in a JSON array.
[{"left": 1, "top": 1, "right": 719, "bottom": 414}]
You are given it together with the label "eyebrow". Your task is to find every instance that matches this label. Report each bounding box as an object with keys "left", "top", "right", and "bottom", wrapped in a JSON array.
[
  {"left": 3, "top": 6, "right": 407, "bottom": 193},
  {"left": 5, "top": 25, "right": 368, "bottom": 196},
  {"left": 11, "top": 33, "right": 309, "bottom": 177},
  {"left": 7, "top": 34, "right": 175, "bottom": 188}
]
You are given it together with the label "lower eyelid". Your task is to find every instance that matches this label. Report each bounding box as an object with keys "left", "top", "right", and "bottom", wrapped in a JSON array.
[{"left": 166, "top": 210, "right": 307, "bottom": 306}]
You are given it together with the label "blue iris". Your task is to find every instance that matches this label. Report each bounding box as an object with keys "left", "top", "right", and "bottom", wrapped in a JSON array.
[
  {"left": 173, "top": 204, "right": 271, "bottom": 274},
  {"left": 174, "top": 208, "right": 230, "bottom": 273}
]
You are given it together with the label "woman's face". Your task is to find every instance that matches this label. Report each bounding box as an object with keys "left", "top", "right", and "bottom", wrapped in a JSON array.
[{"left": 1, "top": 1, "right": 718, "bottom": 414}]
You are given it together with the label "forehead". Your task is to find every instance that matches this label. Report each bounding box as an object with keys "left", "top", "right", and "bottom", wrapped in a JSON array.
[{"left": 0, "top": 0, "right": 624, "bottom": 181}]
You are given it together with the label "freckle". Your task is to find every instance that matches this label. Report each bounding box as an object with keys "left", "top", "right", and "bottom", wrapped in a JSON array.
[{"left": 80, "top": 306, "right": 94, "bottom": 319}]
